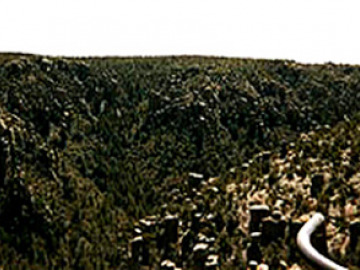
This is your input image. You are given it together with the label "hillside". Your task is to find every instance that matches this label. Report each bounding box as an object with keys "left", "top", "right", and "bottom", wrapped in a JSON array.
[{"left": 0, "top": 54, "right": 359, "bottom": 269}]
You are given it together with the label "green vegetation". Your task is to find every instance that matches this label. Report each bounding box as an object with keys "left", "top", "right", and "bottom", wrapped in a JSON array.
[{"left": 0, "top": 54, "right": 359, "bottom": 269}]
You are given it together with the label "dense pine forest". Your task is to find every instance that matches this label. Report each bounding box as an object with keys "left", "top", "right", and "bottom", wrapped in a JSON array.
[{"left": 0, "top": 54, "right": 359, "bottom": 269}]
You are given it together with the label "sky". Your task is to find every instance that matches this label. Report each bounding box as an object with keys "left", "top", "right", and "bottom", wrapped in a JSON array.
[{"left": 0, "top": 0, "right": 359, "bottom": 64}]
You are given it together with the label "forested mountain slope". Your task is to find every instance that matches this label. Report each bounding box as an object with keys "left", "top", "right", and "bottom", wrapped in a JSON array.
[{"left": 0, "top": 54, "right": 359, "bottom": 269}]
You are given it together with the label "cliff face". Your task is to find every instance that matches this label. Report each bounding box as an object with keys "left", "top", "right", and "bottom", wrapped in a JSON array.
[{"left": 0, "top": 54, "right": 359, "bottom": 269}]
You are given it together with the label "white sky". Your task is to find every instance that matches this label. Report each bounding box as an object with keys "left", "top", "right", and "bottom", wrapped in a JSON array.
[{"left": 0, "top": 0, "right": 359, "bottom": 64}]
